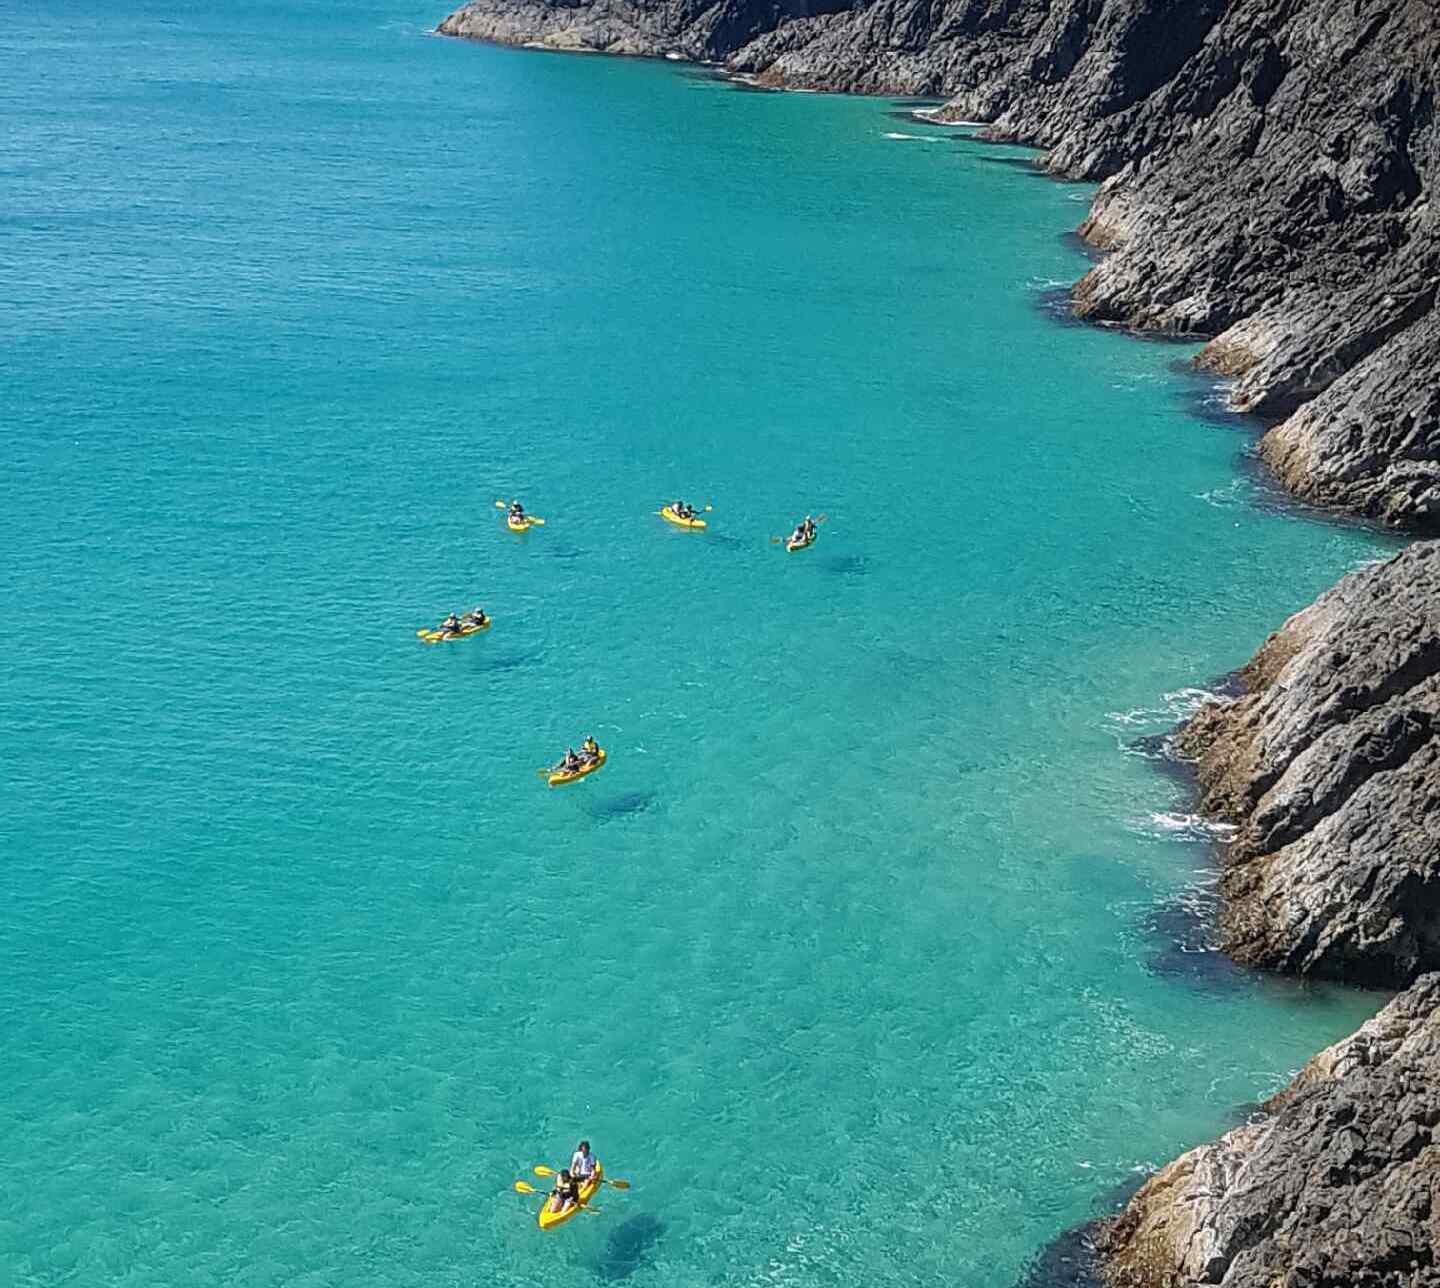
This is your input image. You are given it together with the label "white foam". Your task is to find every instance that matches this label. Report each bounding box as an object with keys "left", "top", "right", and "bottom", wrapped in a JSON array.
[
  {"left": 1198, "top": 478, "right": 1248, "bottom": 508},
  {"left": 910, "top": 108, "right": 986, "bottom": 127},
  {"left": 883, "top": 131, "right": 945, "bottom": 143},
  {"left": 1133, "top": 812, "right": 1238, "bottom": 843}
]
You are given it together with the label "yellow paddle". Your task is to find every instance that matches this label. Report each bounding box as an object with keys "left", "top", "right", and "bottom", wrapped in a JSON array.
[
  {"left": 535, "top": 1165, "right": 631, "bottom": 1190},
  {"left": 516, "top": 1179, "right": 603, "bottom": 1214}
]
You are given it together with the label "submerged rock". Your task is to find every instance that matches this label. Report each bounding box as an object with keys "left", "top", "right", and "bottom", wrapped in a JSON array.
[
  {"left": 1094, "top": 974, "right": 1440, "bottom": 1287},
  {"left": 437, "top": 0, "right": 1440, "bottom": 531}
]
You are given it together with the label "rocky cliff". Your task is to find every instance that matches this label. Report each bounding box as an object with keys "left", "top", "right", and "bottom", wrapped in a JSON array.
[
  {"left": 1176, "top": 542, "right": 1440, "bottom": 988},
  {"left": 438, "top": 0, "right": 1440, "bottom": 531},
  {"left": 433, "top": 3, "right": 1440, "bottom": 1280},
  {"left": 1095, "top": 973, "right": 1440, "bottom": 1288}
]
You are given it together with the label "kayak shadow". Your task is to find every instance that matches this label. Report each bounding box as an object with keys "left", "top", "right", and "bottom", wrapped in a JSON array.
[
  {"left": 591, "top": 1212, "right": 664, "bottom": 1281},
  {"left": 822, "top": 553, "right": 869, "bottom": 578},
  {"left": 474, "top": 651, "right": 540, "bottom": 674},
  {"left": 585, "top": 790, "right": 656, "bottom": 822}
]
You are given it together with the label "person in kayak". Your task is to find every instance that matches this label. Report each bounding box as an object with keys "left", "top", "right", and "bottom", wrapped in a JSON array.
[
  {"left": 556, "top": 747, "right": 583, "bottom": 774},
  {"left": 463, "top": 606, "right": 488, "bottom": 627},
  {"left": 548, "top": 1169, "right": 580, "bottom": 1214},
  {"left": 788, "top": 522, "right": 807, "bottom": 546},
  {"left": 509, "top": 500, "right": 526, "bottom": 522},
  {"left": 570, "top": 1140, "right": 597, "bottom": 1185},
  {"left": 580, "top": 737, "right": 600, "bottom": 763},
  {"left": 802, "top": 515, "right": 816, "bottom": 539},
  {"left": 672, "top": 500, "right": 696, "bottom": 520},
  {"left": 441, "top": 612, "right": 463, "bottom": 633}
]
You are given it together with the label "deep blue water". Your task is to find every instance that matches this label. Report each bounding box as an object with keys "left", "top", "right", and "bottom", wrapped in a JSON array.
[{"left": 1, "top": 4, "right": 1397, "bottom": 1284}]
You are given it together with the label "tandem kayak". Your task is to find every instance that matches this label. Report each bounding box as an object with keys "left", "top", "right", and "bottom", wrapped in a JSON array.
[
  {"left": 538, "top": 1164, "right": 603, "bottom": 1231},
  {"left": 661, "top": 505, "right": 706, "bottom": 530},
  {"left": 419, "top": 620, "right": 491, "bottom": 644},
  {"left": 785, "top": 534, "right": 815, "bottom": 552},
  {"left": 548, "top": 748, "right": 606, "bottom": 788}
]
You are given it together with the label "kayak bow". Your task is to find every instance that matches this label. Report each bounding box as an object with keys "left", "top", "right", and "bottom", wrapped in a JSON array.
[
  {"left": 419, "top": 620, "right": 491, "bottom": 644},
  {"left": 548, "top": 748, "right": 607, "bottom": 788},
  {"left": 660, "top": 505, "right": 706, "bottom": 530},
  {"left": 537, "top": 1164, "right": 604, "bottom": 1231}
]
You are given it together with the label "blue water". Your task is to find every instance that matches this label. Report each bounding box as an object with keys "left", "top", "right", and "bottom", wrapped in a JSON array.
[{"left": 1, "top": 4, "right": 1399, "bottom": 1285}]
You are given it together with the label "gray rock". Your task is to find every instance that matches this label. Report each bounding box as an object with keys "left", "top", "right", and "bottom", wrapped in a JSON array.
[
  {"left": 436, "top": 0, "right": 1440, "bottom": 530},
  {"left": 1175, "top": 542, "right": 1440, "bottom": 987},
  {"left": 1094, "top": 973, "right": 1440, "bottom": 1288}
]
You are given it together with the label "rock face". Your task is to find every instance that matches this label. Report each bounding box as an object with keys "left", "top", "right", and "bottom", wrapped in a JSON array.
[
  {"left": 1175, "top": 542, "right": 1440, "bottom": 988},
  {"left": 437, "top": 0, "right": 1440, "bottom": 531},
  {"left": 1095, "top": 973, "right": 1440, "bottom": 1288}
]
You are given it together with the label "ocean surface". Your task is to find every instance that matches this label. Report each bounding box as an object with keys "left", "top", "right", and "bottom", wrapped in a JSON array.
[{"left": 1, "top": 3, "right": 1401, "bottom": 1285}]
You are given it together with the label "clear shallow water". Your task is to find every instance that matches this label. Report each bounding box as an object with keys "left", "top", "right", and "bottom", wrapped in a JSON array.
[{"left": 1, "top": 4, "right": 1401, "bottom": 1285}]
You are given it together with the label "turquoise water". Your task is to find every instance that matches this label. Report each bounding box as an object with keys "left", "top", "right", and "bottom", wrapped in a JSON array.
[{"left": 1, "top": 4, "right": 1399, "bottom": 1285}]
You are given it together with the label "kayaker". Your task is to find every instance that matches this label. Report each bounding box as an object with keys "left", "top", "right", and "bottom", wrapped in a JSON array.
[
  {"left": 788, "top": 522, "right": 807, "bottom": 546},
  {"left": 464, "top": 606, "right": 488, "bottom": 627},
  {"left": 509, "top": 500, "right": 526, "bottom": 521},
  {"left": 441, "top": 612, "right": 462, "bottom": 632},
  {"left": 580, "top": 737, "right": 600, "bottom": 762},
  {"left": 548, "top": 1169, "right": 580, "bottom": 1215},
  {"left": 557, "top": 747, "right": 583, "bottom": 774},
  {"left": 802, "top": 514, "right": 816, "bottom": 539},
  {"left": 570, "top": 1140, "right": 597, "bottom": 1183}
]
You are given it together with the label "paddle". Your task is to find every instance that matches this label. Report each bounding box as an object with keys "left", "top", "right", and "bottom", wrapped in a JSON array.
[
  {"left": 516, "top": 1179, "right": 603, "bottom": 1215},
  {"left": 772, "top": 513, "right": 827, "bottom": 544},
  {"left": 535, "top": 1165, "right": 631, "bottom": 1190}
]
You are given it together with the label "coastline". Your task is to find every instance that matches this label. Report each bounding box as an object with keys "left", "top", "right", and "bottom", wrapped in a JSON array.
[
  {"left": 435, "top": 7, "right": 1440, "bottom": 1282},
  {"left": 437, "top": 0, "right": 1439, "bottom": 532}
]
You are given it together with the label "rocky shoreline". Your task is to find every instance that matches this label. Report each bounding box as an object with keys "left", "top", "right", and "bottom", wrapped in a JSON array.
[
  {"left": 438, "top": 0, "right": 1440, "bottom": 532},
  {"left": 436, "top": 1, "right": 1439, "bottom": 1281}
]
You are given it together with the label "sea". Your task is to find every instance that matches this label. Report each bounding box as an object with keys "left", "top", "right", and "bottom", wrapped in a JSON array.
[{"left": 1, "top": 2, "right": 1400, "bottom": 1284}]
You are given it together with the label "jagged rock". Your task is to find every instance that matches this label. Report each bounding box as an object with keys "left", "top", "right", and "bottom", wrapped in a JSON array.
[
  {"left": 1095, "top": 974, "right": 1440, "bottom": 1288},
  {"left": 1175, "top": 542, "right": 1440, "bottom": 987},
  {"left": 437, "top": 0, "right": 1440, "bottom": 530}
]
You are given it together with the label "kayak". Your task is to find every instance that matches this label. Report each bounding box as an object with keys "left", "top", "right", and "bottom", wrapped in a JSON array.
[
  {"left": 538, "top": 1164, "right": 603, "bottom": 1232},
  {"left": 419, "top": 620, "right": 491, "bottom": 644},
  {"left": 508, "top": 516, "right": 533, "bottom": 533},
  {"left": 548, "top": 748, "right": 607, "bottom": 788},
  {"left": 661, "top": 505, "right": 706, "bottom": 531},
  {"left": 786, "top": 534, "right": 815, "bottom": 552}
]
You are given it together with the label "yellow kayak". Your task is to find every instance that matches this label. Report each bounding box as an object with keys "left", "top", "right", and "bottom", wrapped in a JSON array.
[
  {"left": 661, "top": 505, "right": 706, "bottom": 530},
  {"left": 549, "top": 748, "right": 607, "bottom": 787},
  {"left": 418, "top": 619, "right": 491, "bottom": 644},
  {"left": 785, "top": 534, "right": 815, "bottom": 552},
  {"left": 538, "top": 1164, "right": 603, "bottom": 1232}
]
